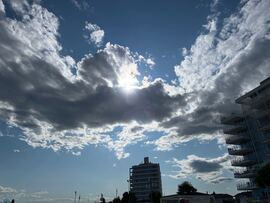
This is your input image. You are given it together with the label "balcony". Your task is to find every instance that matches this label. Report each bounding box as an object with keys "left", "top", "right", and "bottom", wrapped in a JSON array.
[
  {"left": 231, "top": 158, "right": 256, "bottom": 167},
  {"left": 234, "top": 169, "right": 256, "bottom": 178},
  {"left": 255, "top": 109, "right": 270, "bottom": 119},
  {"left": 228, "top": 146, "right": 254, "bottom": 156},
  {"left": 221, "top": 114, "right": 244, "bottom": 125},
  {"left": 260, "top": 124, "right": 270, "bottom": 133},
  {"left": 225, "top": 135, "right": 250, "bottom": 145},
  {"left": 223, "top": 125, "right": 247, "bottom": 135},
  {"left": 237, "top": 181, "right": 258, "bottom": 190},
  {"left": 249, "top": 92, "right": 270, "bottom": 109}
]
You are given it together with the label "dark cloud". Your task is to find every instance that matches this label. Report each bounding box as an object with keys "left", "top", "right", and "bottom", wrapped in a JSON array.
[
  {"left": 210, "top": 177, "right": 234, "bottom": 184},
  {"left": 158, "top": 3, "right": 270, "bottom": 144},
  {"left": 167, "top": 154, "right": 232, "bottom": 184},
  {"left": 0, "top": 8, "right": 186, "bottom": 136},
  {"left": 190, "top": 159, "right": 222, "bottom": 173}
]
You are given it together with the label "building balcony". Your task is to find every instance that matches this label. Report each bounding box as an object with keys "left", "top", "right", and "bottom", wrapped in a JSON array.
[
  {"left": 255, "top": 109, "right": 270, "bottom": 119},
  {"left": 228, "top": 146, "right": 254, "bottom": 156},
  {"left": 260, "top": 123, "right": 270, "bottom": 133},
  {"left": 221, "top": 114, "right": 244, "bottom": 125},
  {"left": 249, "top": 92, "right": 270, "bottom": 109},
  {"left": 237, "top": 181, "right": 258, "bottom": 190},
  {"left": 225, "top": 135, "right": 250, "bottom": 145},
  {"left": 231, "top": 158, "right": 256, "bottom": 167},
  {"left": 234, "top": 169, "right": 256, "bottom": 178},
  {"left": 223, "top": 125, "right": 247, "bottom": 135}
]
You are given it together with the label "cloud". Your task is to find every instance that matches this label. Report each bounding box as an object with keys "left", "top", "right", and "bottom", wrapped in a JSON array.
[
  {"left": 149, "top": 0, "right": 270, "bottom": 151},
  {"left": 166, "top": 154, "right": 233, "bottom": 184},
  {"left": 13, "top": 149, "right": 20, "bottom": 153},
  {"left": 0, "top": 185, "right": 17, "bottom": 194},
  {"left": 0, "top": 0, "right": 5, "bottom": 15},
  {"left": 71, "top": 151, "right": 81, "bottom": 156},
  {"left": 0, "top": 0, "right": 270, "bottom": 159},
  {"left": 0, "top": 1, "right": 186, "bottom": 158},
  {"left": 71, "top": 0, "right": 90, "bottom": 10},
  {"left": 85, "top": 22, "right": 105, "bottom": 47},
  {"left": 0, "top": 185, "right": 73, "bottom": 203}
]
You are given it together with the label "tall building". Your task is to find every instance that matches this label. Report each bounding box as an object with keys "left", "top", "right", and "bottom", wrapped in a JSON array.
[
  {"left": 221, "top": 77, "right": 270, "bottom": 201},
  {"left": 129, "top": 157, "right": 162, "bottom": 203}
]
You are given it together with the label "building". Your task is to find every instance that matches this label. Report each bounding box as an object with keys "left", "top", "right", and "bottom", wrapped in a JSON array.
[
  {"left": 221, "top": 77, "right": 270, "bottom": 201},
  {"left": 161, "top": 193, "right": 215, "bottom": 203},
  {"left": 212, "top": 193, "right": 234, "bottom": 203},
  {"left": 234, "top": 192, "right": 252, "bottom": 203},
  {"left": 129, "top": 157, "right": 162, "bottom": 203}
]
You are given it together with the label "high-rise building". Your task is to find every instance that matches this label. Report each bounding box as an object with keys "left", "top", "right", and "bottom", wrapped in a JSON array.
[
  {"left": 129, "top": 157, "right": 162, "bottom": 203},
  {"left": 221, "top": 77, "right": 270, "bottom": 201}
]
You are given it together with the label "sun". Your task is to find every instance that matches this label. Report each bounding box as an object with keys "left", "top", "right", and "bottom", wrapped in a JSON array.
[
  {"left": 118, "top": 76, "right": 137, "bottom": 93},
  {"left": 118, "top": 65, "right": 139, "bottom": 93}
]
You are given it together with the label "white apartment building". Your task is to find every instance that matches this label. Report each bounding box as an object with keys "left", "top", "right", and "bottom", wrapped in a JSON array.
[
  {"left": 129, "top": 157, "right": 162, "bottom": 203},
  {"left": 221, "top": 77, "right": 270, "bottom": 201}
]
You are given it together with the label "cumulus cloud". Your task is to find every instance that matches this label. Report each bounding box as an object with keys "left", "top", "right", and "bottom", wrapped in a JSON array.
[
  {"left": 0, "top": 185, "right": 72, "bottom": 203},
  {"left": 149, "top": 0, "right": 270, "bottom": 151},
  {"left": 166, "top": 154, "right": 234, "bottom": 184},
  {"left": 0, "top": 1, "right": 186, "bottom": 158},
  {"left": 0, "top": 0, "right": 270, "bottom": 160},
  {"left": 0, "top": 185, "right": 17, "bottom": 194},
  {"left": 0, "top": 0, "right": 5, "bottom": 14},
  {"left": 85, "top": 22, "right": 105, "bottom": 47}
]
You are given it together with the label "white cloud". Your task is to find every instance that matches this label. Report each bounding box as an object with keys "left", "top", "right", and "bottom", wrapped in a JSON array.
[
  {"left": 150, "top": 0, "right": 270, "bottom": 151},
  {"left": 0, "top": 0, "right": 5, "bottom": 15},
  {"left": 166, "top": 154, "right": 233, "bottom": 184},
  {"left": 175, "top": 0, "right": 270, "bottom": 94},
  {"left": 71, "top": 151, "right": 81, "bottom": 156},
  {"left": 71, "top": 0, "right": 90, "bottom": 10},
  {"left": 0, "top": 185, "right": 17, "bottom": 194},
  {"left": 0, "top": 185, "right": 73, "bottom": 203},
  {"left": 6, "top": 0, "right": 30, "bottom": 14},
  {"left": 1, "top": 0, "right": 270, "bottom": 160},
  {"left": 85, "top": 22, "right": 105, "bottom": 47},
  {"left": 13, "top": 149, "right": 20, "bottom": 153},
  {"left": 1, "top": 1, "right": 185, "bottom": 159}
]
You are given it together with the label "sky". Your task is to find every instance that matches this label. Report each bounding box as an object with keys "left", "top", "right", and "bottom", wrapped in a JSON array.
[{"left": 0, "top": 0, "right": 270, "bottom": 202}]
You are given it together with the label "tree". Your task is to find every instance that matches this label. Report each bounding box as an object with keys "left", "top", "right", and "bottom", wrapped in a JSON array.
[
  {"left": 120, "top": 192, "right": 136, "bottom": 203},
  {"left": 121, "top": 192, "right": 129, "bottom": 203},
  {"left": 112, "top": 197, "right": 121, "bottom": 203},
  {"left": 149, "top": 191, "right": 161, "bottom": 203},
  {"left": 255, "top": 163, "right": 270, "bottom": 188},
  {"left": 177, "top": 181, "right": 197, "bottom": 195},
  {"left": 100, "top": 194, "right": 106, "bottom": 203}
]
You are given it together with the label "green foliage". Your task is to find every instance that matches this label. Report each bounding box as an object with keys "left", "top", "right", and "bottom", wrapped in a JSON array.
[
  {"left": 255, "top": 163, "right": 270, "bottom": 188},
  {"left": 112, "top": 197, "right": 121, "bottom": 203},
  {"left": 177, "top": 181, "right": 197, "bottom": 195},
  {"left": 120, "top": 192, "right": 136, "bottom": 203}
]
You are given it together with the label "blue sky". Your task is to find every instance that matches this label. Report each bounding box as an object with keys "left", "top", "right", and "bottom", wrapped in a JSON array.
[{"left": 0, "top": 0, "right": 270, "bottom": 202}]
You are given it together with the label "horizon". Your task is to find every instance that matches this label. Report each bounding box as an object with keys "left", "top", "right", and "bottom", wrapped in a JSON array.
[{"left": 0, "top": 0, "right": 270, "bottom": 202}]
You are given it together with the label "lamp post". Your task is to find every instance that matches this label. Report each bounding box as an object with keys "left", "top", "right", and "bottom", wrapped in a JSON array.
[{"left": 75, "top": 191, "right": 77, "bottom": 203}]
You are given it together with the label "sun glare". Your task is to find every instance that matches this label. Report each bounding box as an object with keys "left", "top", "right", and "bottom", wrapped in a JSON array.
[
  {"left": 118, "top": 76, "right": 137, "bottom": 93},
  {"left": 118, "top": 64, "right": 139, "bottom": 93}
]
